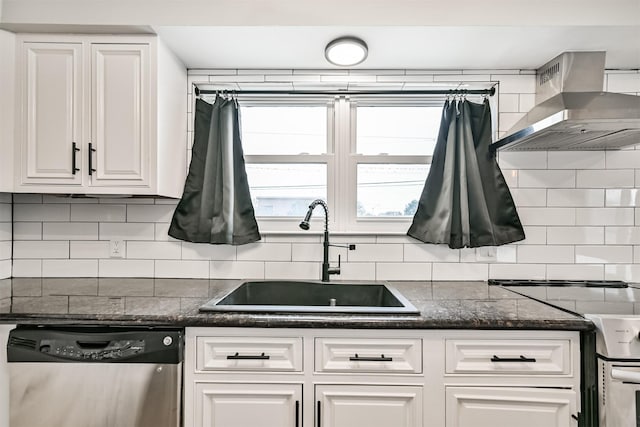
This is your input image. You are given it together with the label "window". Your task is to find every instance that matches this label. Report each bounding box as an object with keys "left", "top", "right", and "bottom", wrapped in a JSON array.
[{"left": 235, "top": 97, "right": 452, "bottom": 233}]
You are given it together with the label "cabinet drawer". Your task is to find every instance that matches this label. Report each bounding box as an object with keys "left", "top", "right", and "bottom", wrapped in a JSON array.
[
  {"left": 196, "top": 337, "right": 303, "bottom": 372},
  {"left": 315, "top": 338, "right": 422, "bottom": 373},
  {"left": 445, "top": 339, "right": 571, "bottom": 375}
]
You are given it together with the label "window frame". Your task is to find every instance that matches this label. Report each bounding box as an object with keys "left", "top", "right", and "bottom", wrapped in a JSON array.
[{"left": 197, "top": 92, "right": 497, "bottom": 234}]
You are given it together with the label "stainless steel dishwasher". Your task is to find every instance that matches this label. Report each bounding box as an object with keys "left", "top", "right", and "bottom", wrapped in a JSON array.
[{"left": 7, "top": 326, "right": 182, "bottom": 427}]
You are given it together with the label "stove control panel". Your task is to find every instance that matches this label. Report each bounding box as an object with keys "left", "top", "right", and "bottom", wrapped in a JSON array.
[
  {"left": 585, "top": 315, "right": 640, "bottom": 359},
  {"left": 38, "top": 339, "right": 145, "bottom": 361}
]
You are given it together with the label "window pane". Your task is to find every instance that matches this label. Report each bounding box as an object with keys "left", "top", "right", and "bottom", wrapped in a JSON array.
[
  {"left": 356, "top": 107, "right": 441, "bottom": 155},
  {"left": 246, "top": 164, "right": 327, "bottom": 217},
  {"left": 357, "top": 164, "right": 429, "bottom": 217},
  {"left": 241, "top": 106, "right": 327, "bottom": 155}
]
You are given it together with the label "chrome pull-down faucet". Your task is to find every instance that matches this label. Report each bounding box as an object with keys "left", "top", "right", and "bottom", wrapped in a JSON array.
[{"left": 299, "top": 199, "right": 355, "bottom": 282}]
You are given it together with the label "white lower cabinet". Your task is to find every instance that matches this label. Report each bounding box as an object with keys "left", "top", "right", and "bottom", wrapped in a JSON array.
[
  {"left": 445, "top": 387, "right": 578, "bottom": 427},
  {"left": 316, "top": 385, "right": 422, "bottom": 427},
  {"left": 194, "top": 382, "right": 301, "bottom": 427},
  {"left": 185, "top": 328, "right": 581, "bottom": 427}
]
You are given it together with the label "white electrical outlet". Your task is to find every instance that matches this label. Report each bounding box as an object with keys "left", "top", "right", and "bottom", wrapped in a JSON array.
[
  {"left": 476, "top": 247, "right": 497, "bottom": 262},
  {"left": 109, "top": 240, "right": 125, "bottom": 258}
]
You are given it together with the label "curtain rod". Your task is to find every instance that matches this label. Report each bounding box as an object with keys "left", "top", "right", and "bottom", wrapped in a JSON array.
[{"left": 194, "top": 87, "right": 496, "bottom": 97}]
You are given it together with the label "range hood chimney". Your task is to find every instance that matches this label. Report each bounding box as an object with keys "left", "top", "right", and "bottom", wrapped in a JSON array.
[{"left": 491, "top": 52, "right": 640, "bottom": 151}]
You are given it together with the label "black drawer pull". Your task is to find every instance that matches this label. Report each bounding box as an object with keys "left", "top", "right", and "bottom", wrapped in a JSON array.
[
  {"left": 226, "top": 352, "right": 270, "bottom": 360},
  {"left": 88, "top": 142, "right": 96, "bottom": 176},
  {"left": 295, "top": 400, "right": 300, "bottom": 427},
  {"left": 317, "top": 401, "right": 321, "bottom": 427},
  {"left": 349, "top": 354, "right": 393, "bottom": 362},
  {"left": 72, "top": 142, "right": 80, "bottom": 175},
  {"left": 491, "top": 355, "right": 537, "bottom": 363}
]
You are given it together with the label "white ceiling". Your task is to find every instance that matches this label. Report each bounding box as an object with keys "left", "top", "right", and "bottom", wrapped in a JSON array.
[
  {"left": 155, "top": 25, "right": 640, "bottom": 70},
  {"left": 2, "top": 0, "right": 639, "bottom": 70}
]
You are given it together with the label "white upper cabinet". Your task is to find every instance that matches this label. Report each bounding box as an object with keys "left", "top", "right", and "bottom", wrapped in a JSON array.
[{"left": 14, "top": 34, "right": 187, "bottom": 197}]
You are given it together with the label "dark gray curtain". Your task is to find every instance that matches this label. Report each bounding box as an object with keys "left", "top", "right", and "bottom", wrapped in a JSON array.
[
  {"left": 407, "top": 98, "right": 525, "bottom": 248},
  {"left": 169, "top": 97, "right": 261, "bottom": 245}
]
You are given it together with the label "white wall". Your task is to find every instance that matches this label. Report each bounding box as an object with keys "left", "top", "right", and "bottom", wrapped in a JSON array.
[{"left": 9, "top": 68, "right": 640, "bottom": 283}]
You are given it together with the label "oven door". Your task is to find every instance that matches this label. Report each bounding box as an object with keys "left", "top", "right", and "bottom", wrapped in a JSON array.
[{"left": 600, "top": 360, "right": 640, "bottom": 427}]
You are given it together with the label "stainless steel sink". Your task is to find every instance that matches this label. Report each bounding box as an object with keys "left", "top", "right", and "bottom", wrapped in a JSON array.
[{"left": 199, "top": 280, "right": 420, "bottom": 315}]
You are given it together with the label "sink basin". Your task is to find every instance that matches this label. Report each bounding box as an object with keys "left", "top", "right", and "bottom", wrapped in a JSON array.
[{"left": 199, "top": 280, "right": 420, "bottom": 315}]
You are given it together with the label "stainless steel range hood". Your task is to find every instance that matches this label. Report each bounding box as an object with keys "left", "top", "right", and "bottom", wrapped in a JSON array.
[{"left": 491, "top": 52, "right": 640, "bottom": 151}]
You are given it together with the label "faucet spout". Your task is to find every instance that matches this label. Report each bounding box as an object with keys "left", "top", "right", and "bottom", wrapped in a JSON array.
[{"left": 298, "top": 199, "right": 336, "bottom": 282}]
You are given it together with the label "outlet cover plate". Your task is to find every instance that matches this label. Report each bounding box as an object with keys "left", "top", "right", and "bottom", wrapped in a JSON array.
[{"left": 109, "top": 240, "right": 125, "bottom": 258}]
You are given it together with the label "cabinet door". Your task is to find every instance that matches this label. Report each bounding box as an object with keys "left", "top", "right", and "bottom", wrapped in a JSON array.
[
  {"left": 91, "top": 44, "right": 150, "bottom": 188},
  {"left": 194, "top": 382, "right": 301, "bottom": 427},
  {"left": 446, "top": 387, "right": 578, "bottom": 427},
  {"left": 316, "top": 385, "right": 422, "bottom": 427},
  {"left": 19, "top": 42, "right": 83, "bottom": 186}
]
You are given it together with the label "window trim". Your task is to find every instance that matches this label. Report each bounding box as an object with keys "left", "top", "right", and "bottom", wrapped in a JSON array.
[{"left": 225, "top": 94, "right": 496, "bottom": 234}]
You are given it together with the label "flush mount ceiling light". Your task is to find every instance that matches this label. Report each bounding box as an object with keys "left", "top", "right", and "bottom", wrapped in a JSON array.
[{"left": 324, "top": 37, "right": 368, "bottom": 67}]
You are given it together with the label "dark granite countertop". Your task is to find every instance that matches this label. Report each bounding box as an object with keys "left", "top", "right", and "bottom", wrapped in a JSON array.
[{"left": 0, "top": 278, "right": 593, "bottom": 331}]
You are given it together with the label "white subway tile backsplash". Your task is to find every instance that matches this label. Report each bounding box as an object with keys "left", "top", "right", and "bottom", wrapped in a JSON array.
[
  {"left": 606, "top": 189, "right": 639, "bottom": 207},
  {"left": 99, "top": 259, "right": 154, "bottom": 277},
  {"left": 547, "top": 226, "right": 604, "bottom": 245},
  {"left": 498, "top": 113, "right": 526, "bottom": 133},
  {"left": 518, "top": 94, "right": 535, "bottom": 112},
  {"left": 0, "top": 241, "right": 11, "bottom": 259},
  {"left": 237, "top": 243, "right": 291, "bottom": 261},
  {"left": 576, "top": 208, "right": 635, "bottom": 226},
  {"left": 155, "top": 260, "right": 209, "bottom": 278},
  {"left": 517, "top": 245, "right": 575, "bottom": 264},
  {"left": 605, "top": 264, "right": 640, "bottom": 283},
  {"left": 211, "top": 261, "right": 264, "bottom": 279},
  {"left": 519, "top": 170, "right": 575, "bottom": 188},
  {"left": 127, "top": 204, "right": 175, "bottom": 222},
  {"left": 0, "top": 260, "right": 10, "bottom": 279},
  {"left": 13, "top": 222, "right": 42, "bottom": 240},
  {"left": 404, "top": 244, "right": 460, "bottom": 262},
  {"left": 489, "top": 264, "right": 546, "bottom": 280},
  {"left": 347, "top": 244, "right": 403, "bottom": 262},
  {"left": 606, "top": 150, "right": 640, "bottom": 169},
  {"left": 607, "top": 73, "right": 640, "bottom": 93},
  {"left": 577, "top": 170, "right": 635, "bottom": 188},
  {"left": 42, "top": 260, "right": 98, "bottom": 277},
  {"left": 3, "top": 71, "right": 638, "bottom": 282},
  {"left": 127, "top": 242, "right": 182, "bottom": 260},
  {"left": 547, "top": 264, "right": 604, "bottom": 281},
  {"left": 70, "top": 241, "right": 110, "bottom": 259},
  {"left": 576, "top": 245, "right": 632, "bottom": 264},
  {"left": 334, "top": 262, "right": 376, "bottom": 281},
  {"left": 264, "top": 262, "right": 319, "bottom": 280},
  {"left": 0, "top": 222, "right": 12, "bottom": 241},
  {"left": 496, "top": 75, "right": 536, "bottom": 94},
  {"left": 432, "top": 263, "right": 488, "bottom": 281},
  {"left": 517, "top": 208, "right": 575, "bottom": 226},
  {"left": 182, "top": 242, "right": 236, "bottom": 260},
  {"left": 11, "top": 259, "right": 42, "bottom": 277},
  {"left": 498, "top": 152, "right": 547, "bottom": 170},
  {"left": 13, "top": 194, "right": 42, "bottom": 203},
  {"left": 376, "top": 263, "right": 431, "bottom": 281},
  {"left": 547, "top": 151, "right": 605, "bottom": 170},
  {"left": 547, "top": 189, "right": 604, "bottom": 207},
  {"left": 43, "top": 222, "right": 99, "bottom": 240},
  {"left": 99, "top": 223, "right": 155, "bottom": 241},
  {"left": 606, "top": 227, "right": 640, "bottom": 244},
  {"left": 71, "top": 205, "right": 126, "bottom": 222},
  {"left": 14, "top": 204, "right": 69, "bottom": 222},
  {"left": 13, "top": 241, "right": 69, "bottom": 259},
  {"left": 498, "top": 94, "right": 519, "bottom": 113}
]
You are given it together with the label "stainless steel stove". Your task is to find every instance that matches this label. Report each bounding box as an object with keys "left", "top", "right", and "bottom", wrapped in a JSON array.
[{"left": 490, "top": 279, "right": 640, "bottom": 427}]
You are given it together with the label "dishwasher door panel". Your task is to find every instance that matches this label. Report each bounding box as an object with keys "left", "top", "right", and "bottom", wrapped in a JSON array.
[{"left": 10, "top": 362, "right": 181, "bottom": 427}]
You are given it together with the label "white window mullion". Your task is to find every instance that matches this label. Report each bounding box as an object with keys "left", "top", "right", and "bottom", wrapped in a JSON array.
[{"left": 333, "top": 96, "right": 352, "bottom": 232}]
